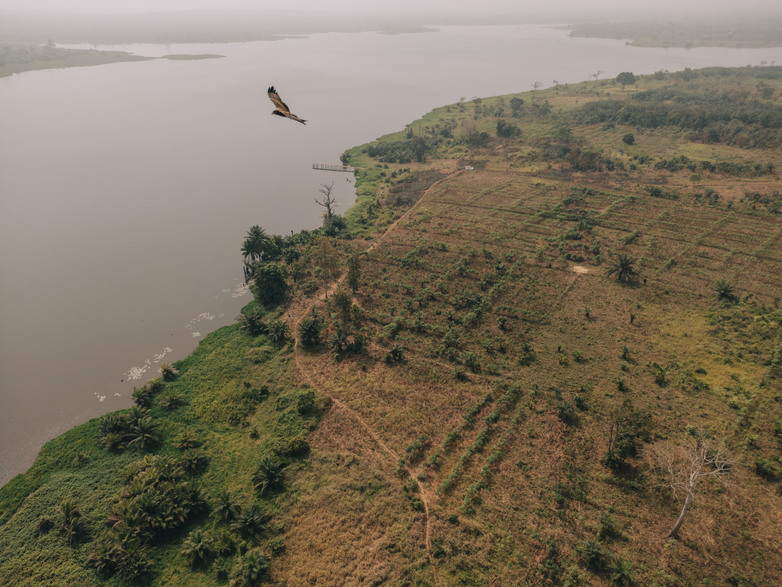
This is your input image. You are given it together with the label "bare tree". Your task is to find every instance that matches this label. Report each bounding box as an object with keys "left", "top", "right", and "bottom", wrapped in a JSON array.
[
  {"left": 315, "top": 182, "right": 337, "bottom": 219},
  {"left": 313, "top": 236, "right": 340, "bottom": 299},
  {"left": 592, "top": 70, "right": 604, "bottom": 81},
  {"left": 531, "top": 81, "right": 542, "bottom": 101},
  {"left": 647, "top": 438, "right": 731, "bottom": 539}
]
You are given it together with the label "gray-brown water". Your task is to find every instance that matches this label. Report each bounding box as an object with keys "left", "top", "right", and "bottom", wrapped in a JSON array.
[{"left": 2, "top": 23, "right": 781, "bottom": 485}]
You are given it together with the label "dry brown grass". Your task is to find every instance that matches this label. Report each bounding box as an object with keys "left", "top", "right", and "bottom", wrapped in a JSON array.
[{"left": 271, "top": 70, "right": 782, "bottom": 586}]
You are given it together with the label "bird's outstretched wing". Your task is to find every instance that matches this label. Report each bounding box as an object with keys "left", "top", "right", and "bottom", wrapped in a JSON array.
[
  {"left": 267, "top": 86, "right": 307, "bottom": 125},
  {"left": 267, "top": 86, "right": 290, "bottom": 112}
]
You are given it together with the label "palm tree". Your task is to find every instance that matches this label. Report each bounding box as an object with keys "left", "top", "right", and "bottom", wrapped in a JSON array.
[
  {"left": 266, "top": 319, "right": 290, "bottom": 343},
  {"left": 159, "top": 392, "right": 183, "bottom": 410},
  {"left": 212, "top": 490, "right": 242, "bottom": 523},
  {"left": 252, "top": 455, "right": 286, "bottom": 496},
  {"left": 232, "top": 504, "right": 269, "bottom": 541},
  {"left": 125, "top": 406, "right": 150, "bottom": 427},
  {"left": 131, "top": 385, "right": 154, "bottom": 408},
  {"left": 127, "top": 416, "right": 160, "bottom": 451},
  {"left": 606, "top": 253, "right": 638, "bottom": 283},
  {"left": 714, "top": 279, "right": 738, "bottom": 303},
  {"left": 229, "top": 550, "right": 270, "bottom": 587},
  {"left": 241, "top": 225, "right": 269, "bottom": 263},
  {"left": 172, "top": 430, "right": 202, "bottom": 450},
  {"left": 181, "top": 528, "right": 215, "bottom": 568},
  {"left": 180, "top": 449, "right": 208, "bottom": 473},
  {"left": 174, "top": 482, "right": 209, "bottom": 522},
  {"left": 57, "top": 497, "right": 88, "bottom": 545},
  {"left": 87, "top": 534, "right": 123, "bottom": 578},
  {"left": 116, "top": 541, "right": 153, "bottom": 583}
]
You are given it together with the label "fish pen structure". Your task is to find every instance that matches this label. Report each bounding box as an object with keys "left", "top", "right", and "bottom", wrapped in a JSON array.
[{"left": 312, "top": 163, "right": 359, "bottom": 173}]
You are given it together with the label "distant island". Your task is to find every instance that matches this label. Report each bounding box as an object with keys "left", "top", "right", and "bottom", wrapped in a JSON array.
[
  {"left": 161, "top": 54, "right": 225, "bottom": 61},
  {"left": 0, "top": 44, "right": 152, "bottom": 78},
  {"left": 0, "top": 44, "right": 227, "bottom": 78}
]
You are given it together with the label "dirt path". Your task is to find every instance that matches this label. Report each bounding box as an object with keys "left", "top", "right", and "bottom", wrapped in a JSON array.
[{"left": 286, "top": 169, "right": 461, "bottom": 587}]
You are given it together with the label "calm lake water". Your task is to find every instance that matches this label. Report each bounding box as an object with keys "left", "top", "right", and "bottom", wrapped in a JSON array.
[{"left": 2, "top": 23, "right": 781, "bottom": 485}]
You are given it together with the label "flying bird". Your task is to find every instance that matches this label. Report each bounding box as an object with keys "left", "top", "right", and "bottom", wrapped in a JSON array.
[{"left": 267, "top": 86, "right": 307, "bottom": 125}]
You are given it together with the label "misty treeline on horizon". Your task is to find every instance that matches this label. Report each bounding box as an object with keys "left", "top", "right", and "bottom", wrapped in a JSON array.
[{"left": 1, "top": 0, "right": 781, "bottom": 45}]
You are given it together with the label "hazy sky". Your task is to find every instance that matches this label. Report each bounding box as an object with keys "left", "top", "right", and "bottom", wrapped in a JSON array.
[{"left": 1, "top": 0, "right": 780, "bottom": 15}]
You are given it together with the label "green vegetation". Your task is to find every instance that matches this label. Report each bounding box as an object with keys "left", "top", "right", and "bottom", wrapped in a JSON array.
[{"left": 0, "top": 314, "right": 322, "bottom": 584}]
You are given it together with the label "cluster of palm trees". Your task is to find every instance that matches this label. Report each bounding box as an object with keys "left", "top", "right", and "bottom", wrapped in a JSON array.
[
  {"left": 240, "top": 223, "right": 327, "bottom": 303},
  {"left": 174, "top": 487, "right": 274, "bottom": 584},
  {"left": 97, "top": 407, "right": 160, "bottom": 452},
  {"left": 241, "top": 225, "right": 270, "bottom": 265},
  {"left": 87, "top": 455, "right": 208, "bottom": 581},
  {"left": 88, "top": 423, "right": 283, "bottom": 583}
]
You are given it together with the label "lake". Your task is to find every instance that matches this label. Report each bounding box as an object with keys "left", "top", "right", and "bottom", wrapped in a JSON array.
[{"left": 2, "top": 23, "right": 781, "bottom": 486}]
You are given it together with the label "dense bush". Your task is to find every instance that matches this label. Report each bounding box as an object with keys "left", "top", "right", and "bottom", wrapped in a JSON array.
[
  {"left": 574, "top": 80, "right": 782, "bottom": 148},
  {"left": 298, "top": 313, "right": 323, "bottom": 348},
  {"left": 496, "top": 119, "right": 522, "bottom": 137},
  {"left": 250, "top": 262, "right": 289, "bottom": 306}
]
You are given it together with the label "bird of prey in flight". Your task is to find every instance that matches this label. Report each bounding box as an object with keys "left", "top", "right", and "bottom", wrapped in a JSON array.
[{"left": 267, "top": 86, "right": 307, "bottom": 125}]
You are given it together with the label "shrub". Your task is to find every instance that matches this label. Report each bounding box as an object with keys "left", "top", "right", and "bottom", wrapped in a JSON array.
[
  {"left": 250, "top": 262, "right": 289, "bottom": 306},
  {"left": 577, "top": 540, "right": 610, "bottom": 574},
  {"left": 298, "top": 313, "right": 323, "bottom": 348},
  {"left": 649, "top": 362, "right": 669, "bottom": 386},
  {"left": 239, "top": 306, "right": 267, "bottom": 336},
  {"left": 461, "top": 351, "right": 481, "bottom": 373},
  {"left": 610, "top": 558, "right": 634, "bottom": 586},
  {"left": 519, "top": 342, "right": 536, "bottom": 366},
  {"left": 385, "top": 344, "right": 405, "bottom": 364},
  {"left": 621, "top": 133, "right": 635, "bottom": 145},
  {"left": 597, "top": 514, "right": 623, "bottom": 541},
  {"left": 284, "top": 436, "right": 310, "bottom": 458},
  {"left": 266, "top": 319, "right": 290, "bottom": 343},
  {"left": 556, "top": 402, "right": 579, "bottom": 426},
  {"left": 296, "top": 390, "right": 316, "bottom": 415},
  {"left": 496, "top": 119, "right": 522, "bottom": 137},
  {"left": 755, "top": 457, "right": 779, "bottom": 481},
  {"left": 230, "top": 550, "right": 270, "bottom": 587}
]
